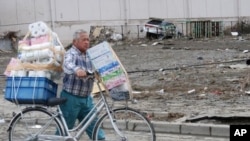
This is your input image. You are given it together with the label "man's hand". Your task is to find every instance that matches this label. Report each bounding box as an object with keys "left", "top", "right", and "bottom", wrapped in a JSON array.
[{"left": 76, "top": 69, "right": 87, "bottom": 78}]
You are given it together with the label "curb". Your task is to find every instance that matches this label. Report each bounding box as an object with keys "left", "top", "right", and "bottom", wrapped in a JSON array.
[
  {"left": 152, "top": 121, "right": 229, "bottom": 137},
  {"left": 0, "top": 117, "right": 230, "bottom": 138},
  {"left": 98, "top": 119, "right": 229, "bottom": 138}
]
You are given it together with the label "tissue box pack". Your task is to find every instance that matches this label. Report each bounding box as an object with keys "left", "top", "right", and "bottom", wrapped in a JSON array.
[{"left": 87, "top": 41, "right": 126, "bottom": 89}]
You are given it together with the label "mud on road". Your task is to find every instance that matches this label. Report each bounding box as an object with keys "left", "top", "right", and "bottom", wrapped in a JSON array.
[
  {"left": 1, "top": 36, "right": 250, "bottom": 124},
  {"left": 112, "top": 36, "right": 250, "bottom": 123}
]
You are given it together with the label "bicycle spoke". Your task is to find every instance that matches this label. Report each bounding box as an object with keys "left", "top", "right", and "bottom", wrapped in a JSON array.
[
  {"left": 93, "top": 107, "right": 156, "bottom": 141},
  {"left": 8, "top": 106, "right": 64, "bottom": 141}
]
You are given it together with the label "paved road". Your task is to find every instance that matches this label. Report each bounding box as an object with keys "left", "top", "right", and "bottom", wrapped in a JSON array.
[
  {"left": 0, "top": 121, "right": 8, "bottom": 141},
  {"left": 156, "top": 133, "right": 229, "bottom": 141},
  {"left": 0, "top": 121, "right": 230, "bottom": 141}
]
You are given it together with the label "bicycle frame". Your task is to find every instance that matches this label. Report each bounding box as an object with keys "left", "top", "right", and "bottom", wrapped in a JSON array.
[
  {"left": 61, "top": 97, "right": 105, "bottom": 140},
  {"left": 31, "top": 82, "right": 127, "bottom": 141}
]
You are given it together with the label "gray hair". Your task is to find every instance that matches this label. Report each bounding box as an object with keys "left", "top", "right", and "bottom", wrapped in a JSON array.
[{"left": 73, "top": 29, "right": 88, "bottom": 40}]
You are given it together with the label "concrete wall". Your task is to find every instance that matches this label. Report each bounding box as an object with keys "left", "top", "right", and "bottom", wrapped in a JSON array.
[{"left": 0, "top": 0, "right": 249, "bottom": 44}]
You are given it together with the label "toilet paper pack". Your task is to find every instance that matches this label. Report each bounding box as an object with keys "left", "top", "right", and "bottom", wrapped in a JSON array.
[
  {"left": 29, "top": 21, "right": 51, "bottom": 37},
  {"left": 5, "top": 21, "right": 65, "bottom": 81}
]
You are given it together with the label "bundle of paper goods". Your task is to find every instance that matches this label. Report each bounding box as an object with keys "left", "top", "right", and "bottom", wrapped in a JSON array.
[
  {"left": 87, "top": 41, "right": 132, "bottom": 100},
  {"left": 4, "top": 21, "right": 65, "bottom": 105},
  {"left": 4, "top": 21, "right": 65, "bottom": 80}
]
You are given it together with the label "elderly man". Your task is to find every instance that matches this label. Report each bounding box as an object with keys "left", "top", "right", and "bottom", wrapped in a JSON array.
[{"left": 60, "top": 29, "right": 105, "bottom": 140}]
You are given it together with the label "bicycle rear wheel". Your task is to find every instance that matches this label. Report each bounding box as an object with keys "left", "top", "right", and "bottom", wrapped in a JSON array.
[
  {"left": 93, "top": 107, "right": 156, "bottom": 141},
  {"left": 8, "top": 106, "right": 64, "bottom": 141}
]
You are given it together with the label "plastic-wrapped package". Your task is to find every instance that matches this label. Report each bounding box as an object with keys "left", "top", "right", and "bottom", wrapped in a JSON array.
[
  {"left": 109, "top": 83, "right": 130, "bottom": 101},
  {"left": 5, "top": 21, "right": 65, "bottom": 81}
]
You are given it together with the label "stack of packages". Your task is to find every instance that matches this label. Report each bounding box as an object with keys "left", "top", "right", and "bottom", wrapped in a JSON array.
[
  {"left": 4, "top": 21, "right": 65, "bottom": 104},
  {"left": 87, "top": 41, "right": 132, "bottom": 100}
]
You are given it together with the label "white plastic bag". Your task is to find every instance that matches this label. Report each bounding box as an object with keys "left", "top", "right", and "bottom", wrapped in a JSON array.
[{"left": 109, "top": 83, "right": 130, "bottom": 101}]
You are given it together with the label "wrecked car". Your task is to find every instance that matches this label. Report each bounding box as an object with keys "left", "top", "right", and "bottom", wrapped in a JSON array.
[{"left": 143, "top": 18, "right": 178, "bottom": 39}]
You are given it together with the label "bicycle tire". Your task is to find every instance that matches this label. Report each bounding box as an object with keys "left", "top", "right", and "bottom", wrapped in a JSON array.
[
  {"left": 8, "top": 106, "right": 64, "bottom": 141},
  {"left": 93, "top": 107, "right": 156, "bottom": 141}
]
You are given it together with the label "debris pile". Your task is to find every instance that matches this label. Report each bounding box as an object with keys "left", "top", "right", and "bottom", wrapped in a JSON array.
[
  {"left": 0, "top": 31, "right": 19, "bottom": 53},
  {"left": 89, "top": 26, "right": 123, "bottom": 44}
]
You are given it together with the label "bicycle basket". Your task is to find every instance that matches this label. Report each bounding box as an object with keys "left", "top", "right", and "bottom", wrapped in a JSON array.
[{"left": 4, "top": 77, "right": 57, "bottom": 105}]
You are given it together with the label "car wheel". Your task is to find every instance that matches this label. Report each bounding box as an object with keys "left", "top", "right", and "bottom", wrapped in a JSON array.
[{"left": 146, "top": 32, "right": 151, "bottom": 38}]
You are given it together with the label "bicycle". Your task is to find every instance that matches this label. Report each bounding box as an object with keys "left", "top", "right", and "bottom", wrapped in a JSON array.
[{"left": 6, "top": 73, "right": 156, "bottom": 141}]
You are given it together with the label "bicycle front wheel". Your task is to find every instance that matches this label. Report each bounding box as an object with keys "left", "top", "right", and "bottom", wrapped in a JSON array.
[
  {"left": 8, "top": 106, "right": 64, "bottom": 141},
  {"left": 93, "top": 107, "right": 156, "bottom": 141}
]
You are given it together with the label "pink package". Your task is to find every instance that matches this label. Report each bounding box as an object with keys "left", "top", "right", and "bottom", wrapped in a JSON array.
[
  {"left": 18, "top": 39, "right": 30, "bottom": 46},
  {"left": 30, "top": 35, "right": 49, "bottom": 45},
  {"left": 4, "top": 58, "right": 20, "bottom": 76},
  {"left": 105, "top": 76, "right": 127, "bottom": 89}
]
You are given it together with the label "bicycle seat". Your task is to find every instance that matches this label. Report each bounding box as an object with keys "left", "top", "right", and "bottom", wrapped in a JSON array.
[{"left": 47, "top": 97, "right": 67, "bottom": 106}]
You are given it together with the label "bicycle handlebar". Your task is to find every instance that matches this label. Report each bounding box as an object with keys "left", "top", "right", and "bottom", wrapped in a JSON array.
[
  {"left": 85, "top": 71, "right": 95, "bottom": 80},
  {"left": 86, "top": 71, "right": 94, "bottom": 76}
]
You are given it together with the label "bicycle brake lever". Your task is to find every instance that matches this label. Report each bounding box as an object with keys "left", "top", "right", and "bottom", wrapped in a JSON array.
[
  {"left": 86, "top": 71, "right": 94, "bottom": 76},
  {"left": 86, "top": 70, "right": 95, "bottom": 79}
]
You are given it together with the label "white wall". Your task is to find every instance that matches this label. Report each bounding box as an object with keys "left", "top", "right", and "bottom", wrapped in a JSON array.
[
  {"left": 0, "top": 0, "right": 17, "bottom": 25},
  {"left": 0, "top": 0, "right": 249, "bottom": 44}
]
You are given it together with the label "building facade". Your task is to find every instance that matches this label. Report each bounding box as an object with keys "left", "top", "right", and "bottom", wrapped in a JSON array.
[{"left": 0, "top": 0, "right": 249, "bottom": 44}]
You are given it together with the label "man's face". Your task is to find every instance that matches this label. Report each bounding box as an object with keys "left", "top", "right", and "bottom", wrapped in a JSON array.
[{"left": 74, "top": 32, "right": 90, "bottom": 53}]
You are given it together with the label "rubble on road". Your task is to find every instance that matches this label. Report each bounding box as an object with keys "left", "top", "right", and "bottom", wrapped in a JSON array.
[
  {"left": 0, "top": 31, "right": 19, "bottom": 53},
  {"left": 89, "top": 26, "right": 123, "bottom": 44}
]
